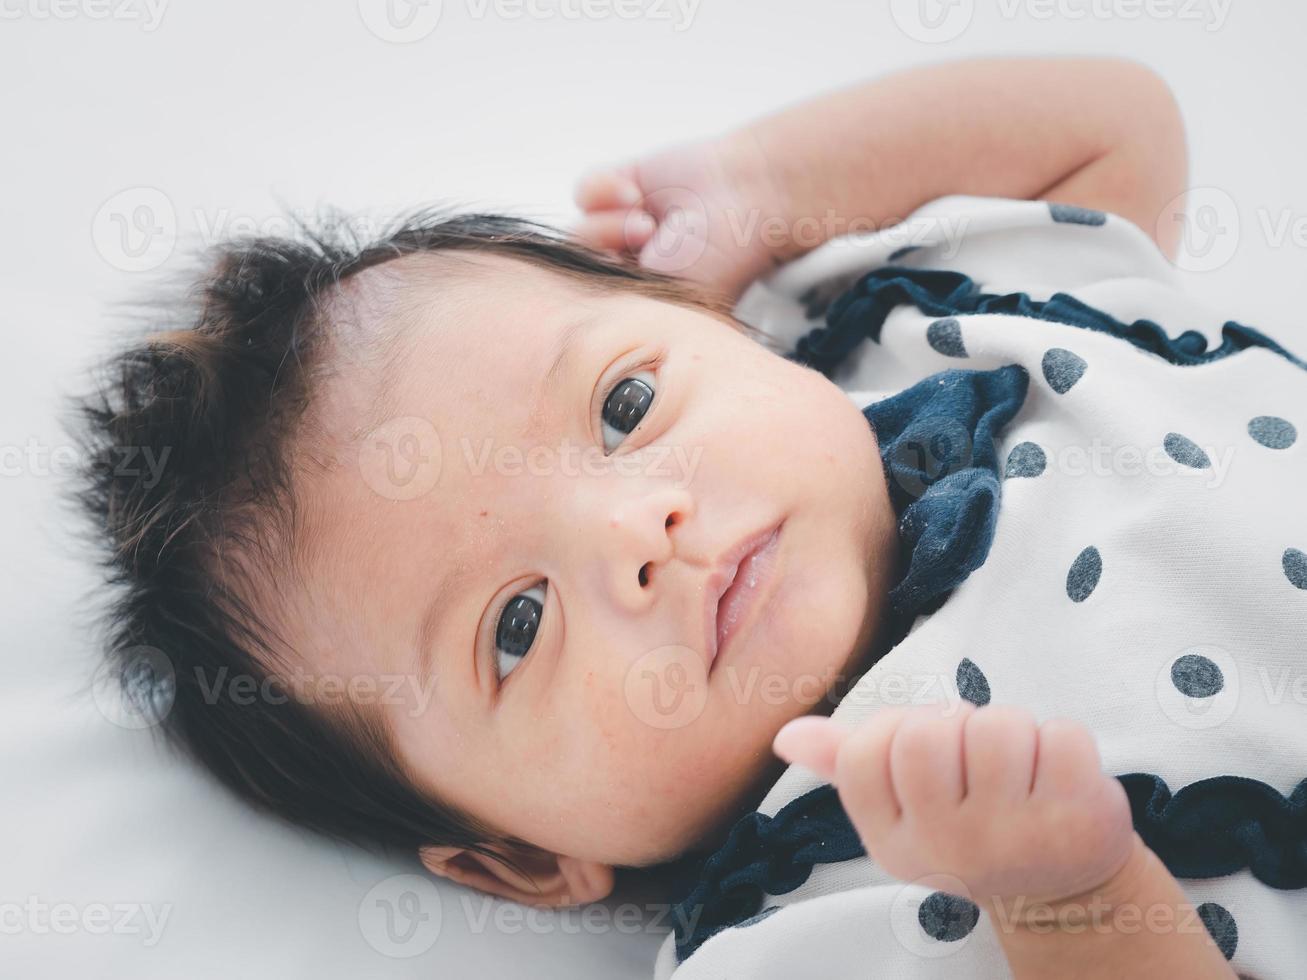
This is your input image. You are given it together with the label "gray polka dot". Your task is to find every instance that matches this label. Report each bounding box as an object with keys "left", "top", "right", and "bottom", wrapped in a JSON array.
[
  {"left": 1004, "top": 441, "right": 1046, "bottom": 478},
  {"left": 1171, "top": 653, "right": 1224, "bottom": 698},
  {"left": 1197, "top": 902, "right": 1238, "bottom": 960},
  {"left": 918, "top": 892, "right": 979, "bottom": 942},
  {"left": 957, "top": 658, "right": 991, "bottom": 706},
  {"left": 1284, "top": 548, "right": 1307, "bottom": 590},
  {"left": 1049, "top": 203, "right": 1107, "bottom": 226},
  {"left": 1066, "top": 546, "right": 1102, "bottom": 602},
  {"left": 1248, "top": 415, "right": 1297, "bottom": 449},
  {"left": 927, "top": 318, "right": 968, "bottom": 358},
  {"left": 1164, "top": 432, "right": 1211, "bottom": 469},
  {"left": 1042, "top": 348, "right": 1087, "bottom": 394}
]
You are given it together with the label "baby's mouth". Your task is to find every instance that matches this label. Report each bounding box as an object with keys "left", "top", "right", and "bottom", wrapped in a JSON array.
[{"left": 710, "top": 521, "right": 783, "bottom": 672}]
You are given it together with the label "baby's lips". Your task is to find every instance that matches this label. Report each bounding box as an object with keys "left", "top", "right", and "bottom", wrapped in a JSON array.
[{"left": 772, "top": 715, "right": 846, "bottom": 781}]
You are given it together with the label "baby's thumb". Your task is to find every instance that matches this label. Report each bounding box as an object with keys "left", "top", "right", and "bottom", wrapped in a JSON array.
[{"left": 772, "top": 715, "right": 848, "bottom": 783}]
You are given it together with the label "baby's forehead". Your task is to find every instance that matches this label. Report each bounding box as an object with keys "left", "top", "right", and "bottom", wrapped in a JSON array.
[{"left": 311, "top": 253, "right": 588, "bottom": 432}]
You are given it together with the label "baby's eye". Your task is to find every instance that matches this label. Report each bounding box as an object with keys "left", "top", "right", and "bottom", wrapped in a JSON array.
[
  {"left": 600, "top": 369, "right": 657, "bottom": 454},
  {"left": 494, "top": 582, "right": 545, "bottom": 681}
]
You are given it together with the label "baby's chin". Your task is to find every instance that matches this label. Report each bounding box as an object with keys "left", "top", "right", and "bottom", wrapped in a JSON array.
[{"left": 667, "top": 750, "right": 793, "bottom": 864}]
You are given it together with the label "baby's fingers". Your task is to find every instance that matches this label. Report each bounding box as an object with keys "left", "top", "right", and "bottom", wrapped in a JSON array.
[
  {"left": 961, "top": 704, "right": 1039, "bottom": 805},
  {"left": 886, "top": 702, "right": 978, "bottom": 818},
  {"left": 832, "top": 707, "right": 915, "bottom": 844},
  {"left": 1032, "top": 717, "right": 1104, "bottom": 799},
  {"left": 569, "top": 210, "right": 656, "bottom": 256},
  {"left": 573, "top": 164, "right": 642, "bottom": 212},
  {"left": 772, "top": 715, "right": 847, "bottom": 782}
]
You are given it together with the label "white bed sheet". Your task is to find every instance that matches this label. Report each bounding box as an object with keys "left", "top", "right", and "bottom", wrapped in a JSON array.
[{"left": 4, "top": 5, "right": 1305, "bottom": 977}]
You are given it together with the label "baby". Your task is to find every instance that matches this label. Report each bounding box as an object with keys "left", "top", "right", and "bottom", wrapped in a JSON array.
[{"left": 75, "top": 57, "right": 1299, "bottom": 979}]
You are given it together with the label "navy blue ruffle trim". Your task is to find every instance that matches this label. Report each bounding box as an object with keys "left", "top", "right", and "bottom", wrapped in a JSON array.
[
  {"left": 672, "top": 773, "right": 1307, "bottom": 963},
  {"left": 862, "top": 364, "right": 1029, "bottom": 619},
  {"left": 670, "top": 784, "right": 864, "bottom": 963},
  {"left": 785, "top": 266, "right": 1307, "bottom": 380},
  {"left": 1122, "top": 773, "right": 1307, "bottom": 888}
]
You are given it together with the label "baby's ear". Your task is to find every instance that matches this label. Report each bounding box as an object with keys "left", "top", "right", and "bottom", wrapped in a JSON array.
[{"left": 419, "top": 843, "right": 614, "bottom": 908}]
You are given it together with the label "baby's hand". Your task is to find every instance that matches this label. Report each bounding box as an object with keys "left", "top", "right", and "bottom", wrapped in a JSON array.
[
  {"left": 570, "top": 133, "right": 790, "bottom": 303},
  {"left": 772, "top": 703, "right": 1136, "bottom": 907}
]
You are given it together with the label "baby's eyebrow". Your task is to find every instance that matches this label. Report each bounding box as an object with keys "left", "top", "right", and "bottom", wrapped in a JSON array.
[
  {"left": 530, "top": 310, "right": 602, "bottom": 433},
  {"left": 412, "top": 547, "right": 481, "bottom": 697}
]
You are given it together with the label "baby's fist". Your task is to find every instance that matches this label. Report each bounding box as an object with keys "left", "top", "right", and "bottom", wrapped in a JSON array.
[{"left": 773, "top": 703, "right": 1135, "bottom": 906}]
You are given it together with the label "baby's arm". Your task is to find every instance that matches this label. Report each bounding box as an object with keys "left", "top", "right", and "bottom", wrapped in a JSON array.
[
  {"left": 773, "top": 705, "right": 1236, "bottom": 979},
  {"left": 574, "top": 58, "right": 1187, "bottom": 299},
  {"left": 737, "top": 56, "right": 1188, "bottom": 261}
]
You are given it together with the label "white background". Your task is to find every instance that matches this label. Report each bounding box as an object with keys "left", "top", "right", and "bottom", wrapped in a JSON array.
[{"left": 2, "top": 1, "right": 1305, "bottom": 977}]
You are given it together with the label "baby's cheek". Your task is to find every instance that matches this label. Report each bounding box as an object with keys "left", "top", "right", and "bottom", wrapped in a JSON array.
[{"left": 579, "top": 668, "right": 623, "bottom": 755}]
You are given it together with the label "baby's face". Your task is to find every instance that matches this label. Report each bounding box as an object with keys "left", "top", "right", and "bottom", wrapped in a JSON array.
[{"left": 298, "top": 254, "right": 896, "bottom": 869}]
